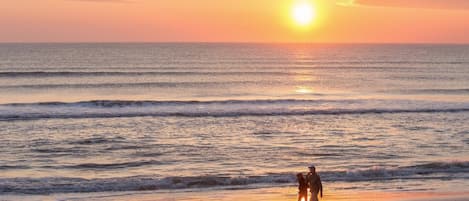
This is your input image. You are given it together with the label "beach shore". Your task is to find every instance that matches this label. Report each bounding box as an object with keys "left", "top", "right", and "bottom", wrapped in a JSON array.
[{"left": 3, "top": 187, "right": 468, "bottom": 201}]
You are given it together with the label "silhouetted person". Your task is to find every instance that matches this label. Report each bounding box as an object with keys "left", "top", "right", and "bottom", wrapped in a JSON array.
[
  {"left": 306, "top": 164, "right": 323, "bottom": 201},
  {"left": 297, "top": 173, "right": 308, "bottom": 201}
]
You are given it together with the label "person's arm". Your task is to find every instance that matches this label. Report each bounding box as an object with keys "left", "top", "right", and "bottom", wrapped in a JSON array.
[{"left": 319, "top": 175, "right": 323, "bottom": 198}]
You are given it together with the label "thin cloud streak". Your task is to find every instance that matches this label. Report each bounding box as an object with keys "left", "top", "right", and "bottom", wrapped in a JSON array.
[
  {"left": 337, "top": 0, "right": 469, "bottom": 10},
  {"left": 67, "top": 0, "right": 133, "bottom": 3}
]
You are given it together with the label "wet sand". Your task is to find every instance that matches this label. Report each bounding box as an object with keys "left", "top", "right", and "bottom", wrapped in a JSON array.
[{"left": 4, "top": 187, "right": 468, "bottom": 201}]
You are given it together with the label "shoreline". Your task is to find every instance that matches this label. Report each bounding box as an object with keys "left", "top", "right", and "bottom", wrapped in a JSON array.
[{"left": 3, "top": 187, "right": 468, "bottom": 201}]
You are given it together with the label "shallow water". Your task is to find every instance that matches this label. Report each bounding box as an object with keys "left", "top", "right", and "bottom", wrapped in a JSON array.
[{"left": 0, "top": 43, "right": 468, "bottom": 195}]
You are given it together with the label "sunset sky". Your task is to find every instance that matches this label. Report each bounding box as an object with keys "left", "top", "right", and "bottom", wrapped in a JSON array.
[{"left": 1, "top": 0, "right": 469, "bottom": 43}]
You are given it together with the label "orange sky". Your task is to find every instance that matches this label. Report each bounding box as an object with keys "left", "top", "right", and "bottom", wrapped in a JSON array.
[{"left": 1, "top": 0, "right": 469, "bottom": 43}]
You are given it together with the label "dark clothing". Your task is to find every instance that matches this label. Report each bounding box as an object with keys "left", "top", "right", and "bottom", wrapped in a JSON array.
[
  {"left": 307, "top": 172, "right": 323, "bottom": 201},
  {"left": 298, "top": 174, "right": 308, "bottom": 201},
  {"left": 298, "top": 179, "right": 308, "bottom": 193},
  {"left": 307, "top": 173, "right": 322, "bottom": 193}
]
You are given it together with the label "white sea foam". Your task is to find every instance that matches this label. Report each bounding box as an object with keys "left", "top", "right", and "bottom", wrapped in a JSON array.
[
  {"left": 0, "top": 99, "right": 468, "bottom": 121},
  {"left": 1, "top": 161, "right": 467, "bottom": 194}
]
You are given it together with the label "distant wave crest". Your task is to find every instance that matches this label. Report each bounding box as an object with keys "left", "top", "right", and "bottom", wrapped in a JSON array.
[{"left": 1, "top": 99, "right": 469, "bottom": 121}]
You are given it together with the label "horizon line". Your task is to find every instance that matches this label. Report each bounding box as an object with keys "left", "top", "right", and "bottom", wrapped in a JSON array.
[{"left": 1, "top": 41, "right": 469, "bottom": 45}]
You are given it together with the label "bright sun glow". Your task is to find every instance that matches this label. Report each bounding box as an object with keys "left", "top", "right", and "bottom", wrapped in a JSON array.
[{"left": 292, "top": 1, "right": 317, "bottom": 26}]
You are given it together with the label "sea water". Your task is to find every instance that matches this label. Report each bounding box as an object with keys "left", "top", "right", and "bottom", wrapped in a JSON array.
[{"left": 0, "top": 43, "right": 468, "bottom": 195}]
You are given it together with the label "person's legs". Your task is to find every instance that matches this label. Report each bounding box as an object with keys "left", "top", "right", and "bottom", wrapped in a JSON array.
[
  {"left": 309, "top": 191, "right": 318, "bottom": 201},
  {"left": 298, "top": 192, "right": 307, "bottom": 201}
]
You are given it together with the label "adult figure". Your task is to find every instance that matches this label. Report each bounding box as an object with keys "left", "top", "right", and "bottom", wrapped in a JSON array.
[{"left": 306, "top": 164, "right": 323, "bottom": 201}]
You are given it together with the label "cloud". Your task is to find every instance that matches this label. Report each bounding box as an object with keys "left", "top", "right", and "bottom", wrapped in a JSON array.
[
  {"left": 67, "top": 0, "right": 133, "bottom": 3},
  {"left": 337, "top": 0, "right": 469, "bottom": 10}
]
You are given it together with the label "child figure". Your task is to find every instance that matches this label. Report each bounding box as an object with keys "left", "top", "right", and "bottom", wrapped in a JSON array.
[{"left": 297, "top": 173, "right": 308, "bottom": 201}]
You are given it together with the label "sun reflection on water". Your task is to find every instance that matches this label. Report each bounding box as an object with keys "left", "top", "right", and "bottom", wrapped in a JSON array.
[{"left": 295, "top": 86, "right": 314, "bottom": 94}]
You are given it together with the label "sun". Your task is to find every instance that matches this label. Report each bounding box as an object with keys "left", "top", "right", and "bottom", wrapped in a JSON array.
[{"left": 292, "top": 1, "right": 317, "bottom": 27}]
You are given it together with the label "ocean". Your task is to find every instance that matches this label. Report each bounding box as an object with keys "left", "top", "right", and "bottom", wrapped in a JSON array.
[{"left": 0, "top": 43, "right": 468, "bottom": 198}]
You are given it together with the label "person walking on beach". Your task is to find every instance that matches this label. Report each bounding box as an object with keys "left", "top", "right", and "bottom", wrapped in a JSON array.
[
  {"left": 297, "top": 173, "right": 308, "bottom": 201},
  {"left": 306, "top": 164, "right": 323, "bottom": 201}
]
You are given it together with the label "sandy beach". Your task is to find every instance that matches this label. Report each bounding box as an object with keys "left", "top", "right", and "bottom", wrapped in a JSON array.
[{"left": 4, "top": 187, "right": 468, "bottom": 201}]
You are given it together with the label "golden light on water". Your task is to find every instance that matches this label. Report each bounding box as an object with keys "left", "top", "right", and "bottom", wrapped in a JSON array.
[
  {"left": 295, "top": 86, "right": 314, "bottom": 94},
  {"left": 295, "top": 74, "right": 315, "bottom": 81}
]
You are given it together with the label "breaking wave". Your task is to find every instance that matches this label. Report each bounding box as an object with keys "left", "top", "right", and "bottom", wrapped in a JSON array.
[{"left": 1, "top": 161, "right": 467, "bottom": 194}]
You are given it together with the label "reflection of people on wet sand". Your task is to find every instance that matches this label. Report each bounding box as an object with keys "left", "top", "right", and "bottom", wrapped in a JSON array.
[
  {"left": 297, "top": 173, "right": 308, "bottom": 201},
  {"left": 306, "top": 164, "right": 323, "bottom": 201}
]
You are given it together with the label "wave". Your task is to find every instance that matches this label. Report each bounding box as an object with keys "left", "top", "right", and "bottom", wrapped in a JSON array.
[
  {"left": 2, "top": 60, "right": 466, "bottom": 68},
  {"left": 0, "top": 81, "right": 267, "bottom": 89},
  {"left": 1, "top": 161, "right": 467, "bottom": 194},
  {"left": 1, "top": 99, "right": 468, "bottom": 121},
  {"left": 0, "top": 66, "right": 415, "bottom": 72},
  {"left": 1, "top": 108, "right": 467, "bottom": 120},
  {"left": 5, "top": 99, "right": 347, "bottom": 107},
  {"left": 55, "top": 160, "right": 165, "bottom": 170},
  {"left": 401, "top": 88, "right": 469, "bottom": 95},
  {"left": 0, "top": 71, "right": 308, "bottom": 78},
  {"left": 0, "top": 64, "right": 464, "bottom": 77},
  {"left": 68, "top": 136, "right": 126, "bottom": 145}
]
